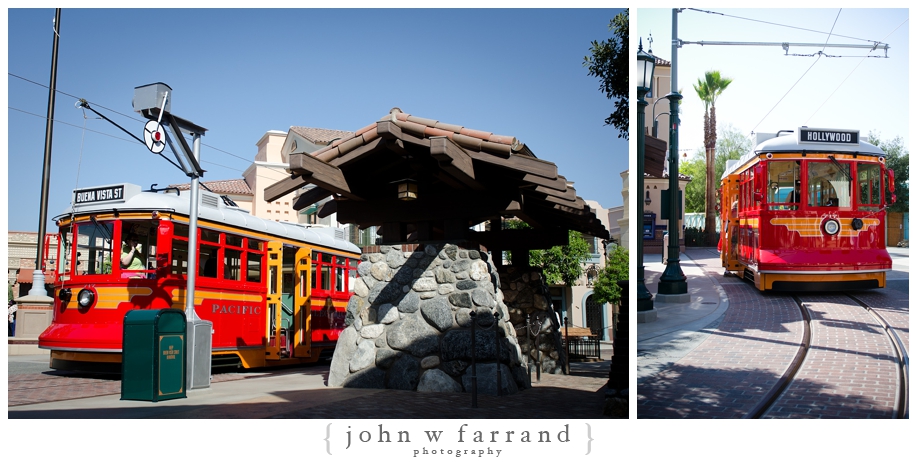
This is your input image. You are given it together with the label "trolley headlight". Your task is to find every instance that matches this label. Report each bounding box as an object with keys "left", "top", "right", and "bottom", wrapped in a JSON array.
[
  {"left": 823, "top": 219, "right": 840, "bottom": 236},
  {"left": 77, "top": 289, "right": 95, "bottom": 308},
  {"left": 58, "top": 288, "right": 72, "bottom": 301}
]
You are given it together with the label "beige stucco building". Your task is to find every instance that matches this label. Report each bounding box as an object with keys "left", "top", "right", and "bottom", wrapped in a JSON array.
[
  {"left": 172, "top": 127, "right": 358, "bottom": 228},
  {"left": 547, "top": 199, "right": 617, "bottom": 344},
  {"left": 646, "top": 54, "right": 672, "bottom": 145}
]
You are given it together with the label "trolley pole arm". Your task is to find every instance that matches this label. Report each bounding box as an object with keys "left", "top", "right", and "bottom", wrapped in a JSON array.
[{"left": 77, "top": 100, "right": 145, "bottom": 145}]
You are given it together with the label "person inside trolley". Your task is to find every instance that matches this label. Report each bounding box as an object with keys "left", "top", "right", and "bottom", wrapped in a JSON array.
[
  {"left": 786, "top": 180, "right": 802, "bottom": 204},
  {"left": 120, "top": 233, "right": 145, "bottom": 278}
]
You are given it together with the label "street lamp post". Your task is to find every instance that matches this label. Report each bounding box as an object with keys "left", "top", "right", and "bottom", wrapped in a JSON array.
[
  {"left": 636, "top": 38, "right": 655, "bottom": 313},
  {"left": 657, "top": 8, "right": 688, "bottom": 299}
]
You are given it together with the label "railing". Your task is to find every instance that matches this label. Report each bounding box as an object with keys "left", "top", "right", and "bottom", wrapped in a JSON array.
[{"left": 561, "top": 326, "right": 601, "bottom": 360}]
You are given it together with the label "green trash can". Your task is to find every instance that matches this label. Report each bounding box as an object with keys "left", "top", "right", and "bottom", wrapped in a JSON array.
[{"left": 121, "top": 309, "right": 187, "bottom": 402}]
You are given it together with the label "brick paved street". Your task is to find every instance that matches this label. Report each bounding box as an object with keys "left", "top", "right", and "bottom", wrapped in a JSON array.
[
  {"left": 763, "top": 294, "right": 899, "bottom": 418},
  {"left": 638, "top": 276, "right": 805, "bottom": 418},
  {"left": 9, "top": 354, "right": 613, "bottom": 419},
  {"left": 638, "top": 248, "right": 909, "bottom": 419}
]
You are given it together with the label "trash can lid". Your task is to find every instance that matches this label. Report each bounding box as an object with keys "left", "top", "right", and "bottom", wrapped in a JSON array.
[{"left": 123, "top": 309, "right": 186, "bottom": 330}]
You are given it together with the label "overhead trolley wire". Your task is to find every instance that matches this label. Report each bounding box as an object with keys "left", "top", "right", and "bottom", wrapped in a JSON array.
[
  {"left": 805, "top": 16, "right": 908, "bottom": 125},
  {"left": 750, "top": 54, "right": 823, "bottom": 136},
  {"left": 9, "top": 104, "right": 291, "bottom": 187},
  {"left": 716, "top": 8, "right": 904, "bottom": 134},
  {"left": 686, "top": 8, "right": 887, "bottom": 45},
  {"left": 8, "top": 72, "right": 297, "bottom": 184}
]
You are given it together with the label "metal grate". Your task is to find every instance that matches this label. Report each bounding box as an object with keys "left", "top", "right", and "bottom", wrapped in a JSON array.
[{"left": 201, "top": 194, "right": 219, "bottom": 209}]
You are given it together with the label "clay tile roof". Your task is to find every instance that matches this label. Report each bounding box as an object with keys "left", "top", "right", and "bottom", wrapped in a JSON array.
[
  {"left": 307, "top": 108, "right": 532, "bottom": 162},
  {"left": 655, "top": 56, "right": 671, "bottom": 66},
  {"left": 169, "top": 179, "right": 254, "bottom": 195},
  {"left": 289, "top": 126, "right": 355, "bottom": 145},
  {"left": 266, "top": 107, "right": 610, "bottom": 242}
]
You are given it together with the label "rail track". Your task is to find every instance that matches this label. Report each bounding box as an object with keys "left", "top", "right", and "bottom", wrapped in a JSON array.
[{"left": 748, "top": 292, "right": 908, "bottom": 419}]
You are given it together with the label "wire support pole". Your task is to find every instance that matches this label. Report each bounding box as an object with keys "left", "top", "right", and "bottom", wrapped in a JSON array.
[
  {"left": 184, "top": 133, "right": 203, "bottom": 322},
  {"left": 33, "top": 8, "right": 61, "bottom": 279}
]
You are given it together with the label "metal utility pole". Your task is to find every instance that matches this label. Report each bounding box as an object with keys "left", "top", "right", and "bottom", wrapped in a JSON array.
[
  {"left": 657, "top": 8, "right": 688, "bottom": 299},
  {"left": 29, "top": 8, "right": 61, "bottom": 297}
]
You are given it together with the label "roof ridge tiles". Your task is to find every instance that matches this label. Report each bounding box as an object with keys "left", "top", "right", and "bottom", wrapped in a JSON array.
[
  {"left": 394, "top": 110, "right": 518, "bottom": 148},
  {"left": 302, "top": 108, "right": 529, "bottom": 164}
]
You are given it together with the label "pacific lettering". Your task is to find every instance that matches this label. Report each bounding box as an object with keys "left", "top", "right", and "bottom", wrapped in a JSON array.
[{"left": 211, "top": 303, "right": 261, "bottom": 315}]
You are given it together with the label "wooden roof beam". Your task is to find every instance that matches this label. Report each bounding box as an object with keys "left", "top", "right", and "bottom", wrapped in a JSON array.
[
  {"left": 289, "top": 152, "right": 362, "bottom": 201},
  {"left": 466, "top": 150, "right": 557, "bottom": 179},
  {"left": 429, "top": 136, "right": 484, "bottom": 191},
  {"left": 264, "top": 175, "right": 307, "bottom": 203},
  {"left": 294, "top": 186, "right": 334, "bottom": 212},
  {"left": 521, "top": 173, "right": 569, "bottom": 192}
]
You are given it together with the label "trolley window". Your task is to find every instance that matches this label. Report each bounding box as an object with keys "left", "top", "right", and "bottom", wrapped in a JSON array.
[
  {"left": 58, "top": 225, "right": 73, "bottom": 281},
  {"left": 767, "top": 161, "right": 801, "bottom": 210},
  {"left": 311, "top": 250, "right": 352, "bottom": 295},
  {"left": 808, "top": 161, "right": 851, "bottom": 208},
  {"left": 858, "top": 163, "right": 882, "bottom": 211},
  {"left": 224, "top": 249, "right": 242, "bottom": 281},
  {"left": 171, "top": 223, "right": 190, "bottom": 276},
  {"left": 201, "top": 228, "right": 220, "bottom": 243},
  {"left": 200, "top": 244, "right": 219, "bottom": 278},
  {"left": 120, "top": 220, "right": 158, "bottom": 279},
  {"left": 247, "top": 252, "right": 262, "bottom": 283},
  {"left": 76, "top": 219, "right": 115, "bottom": 276}
]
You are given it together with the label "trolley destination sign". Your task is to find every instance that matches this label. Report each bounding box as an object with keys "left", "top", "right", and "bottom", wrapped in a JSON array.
[
  {"left": 74, "top": 185, "right": 125, "bottom": 205},
  {"left": 798, "top": 127, "right": 859, "bottom": 145}
]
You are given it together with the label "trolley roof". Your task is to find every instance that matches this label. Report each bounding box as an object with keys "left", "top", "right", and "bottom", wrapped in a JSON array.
[
  {"left": 722, "top": 128, "right": 886, "bottom": 179},
  {"left": 54, "top": 183, "right": 360, "bottom": 254}
]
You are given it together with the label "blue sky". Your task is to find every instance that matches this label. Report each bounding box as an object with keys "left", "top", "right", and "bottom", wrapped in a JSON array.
[
  {"left": 6, "top": 8, "right": 627, "bottom": 233},
  {"left": 636, "top": 8, "right": 909, "bottom": 156}
]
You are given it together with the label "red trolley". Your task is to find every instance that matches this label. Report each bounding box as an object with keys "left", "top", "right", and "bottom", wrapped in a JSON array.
[
  {"left": 39, "top": 183, "right": 360, "bottom": 370},
  {"left": 719, "top": 127, "right": 895, "bottom": 291}
]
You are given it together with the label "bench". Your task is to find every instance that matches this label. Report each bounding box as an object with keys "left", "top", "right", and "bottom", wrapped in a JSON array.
[
  {"left": 560, "top": 327, "right": 601, "bottom": 360},
  {"left": 560, "top": 327, "right": 596, "bottom": 338}
]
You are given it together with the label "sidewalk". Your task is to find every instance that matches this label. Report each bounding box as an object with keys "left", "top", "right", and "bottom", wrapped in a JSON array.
[
  {"left": 637, "top": 248, "right": 729, "bottom": 383},
  {"left": 9, "top": 358, "right": 612, "bottom": 419}
]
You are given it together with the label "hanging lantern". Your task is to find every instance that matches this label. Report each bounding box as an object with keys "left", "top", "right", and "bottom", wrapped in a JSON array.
[{"left": 396, "top": 179, "right": 418, "bottom": 201}]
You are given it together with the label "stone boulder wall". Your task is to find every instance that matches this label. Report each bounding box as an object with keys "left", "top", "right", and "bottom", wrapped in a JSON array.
[
  {"left": 498, "top": 266, "right": 568, "bottom": 375},
  {"left": 329, "top": 243, "right": 530, "bottom": 395}
]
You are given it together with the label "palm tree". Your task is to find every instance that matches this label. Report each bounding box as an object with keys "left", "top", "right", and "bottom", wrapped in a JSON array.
[{"left": 693, "top": 71, "right": 732, "bottom": 245}]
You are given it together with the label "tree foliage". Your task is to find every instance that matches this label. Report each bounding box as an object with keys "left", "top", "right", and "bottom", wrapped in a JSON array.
[
  {"left": 682, "top": 124, "right": 750, "bottom": 216},
  {"left": 502, "top": 220, "right": 591, "bottom": 287},
  {"left": 591, "top": 244, "right": 628, "bottom": 305},
  {"left": 680, "top": 154, "right": 707, "bottom": 213},
  {"left": 584, "top": 10, "right": 629, "bottom": 139},
  {"left": 866, "top": 131, "right": 909, "bottom": 213}
]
